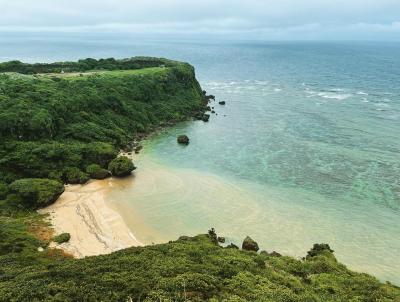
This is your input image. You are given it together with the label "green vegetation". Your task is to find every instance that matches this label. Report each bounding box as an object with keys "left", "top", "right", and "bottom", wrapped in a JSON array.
[
  {"left": 63, "top": 167, "right": 89, "bottom": 184},
  {"left": 53, "top": 233, "right": 71, "bottom": 244},
  {"left": 0, "top": 57, "right": 204, "bottom": 184},
  {"left": 86, "top": 164, "right": 111, "bottom": 179},
  {"left": 0, "top": 57, "right": 177, "bottom": 74},
  {"left": 8, "top": 178, "right": 64, "bottom": 209},
  {"left": 108, "top": 156, "right": 136, "bottom": 177},
  {"left": 0, "top": 57, "right": 399, "bottom": 301},
  {"left": 0, "top": 231, "right": 399, "bottom": 301}
]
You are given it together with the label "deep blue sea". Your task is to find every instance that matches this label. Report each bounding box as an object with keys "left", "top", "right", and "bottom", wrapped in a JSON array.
[{"left": 1, "top": 33, "right": 399, "bottom": 283}]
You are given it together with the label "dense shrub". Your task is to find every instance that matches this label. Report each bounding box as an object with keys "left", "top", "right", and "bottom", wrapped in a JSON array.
[
  {"left": 9, "top": 178, "right": 64, "bottom": 208},
  {"left": 63, "top": 167, "right": 89, "bottom": 184},
  {"left": 0, "top": 182, "right": 8, "bottom": 200},
  {"left": 0, "top": 233, "right": 398, "bottom": 301},
  {"left": 53, "top": 233, "right": 71, "bottom": 244},
  {"left": 108, "top": 156, "right": 136, "bottom": 177},
  {"left": 86, "top": 164, "right": 111, "bottom": 179}
]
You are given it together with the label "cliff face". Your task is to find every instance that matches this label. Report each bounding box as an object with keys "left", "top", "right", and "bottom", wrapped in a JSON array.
[{"left": 0, "top": 58, "right": 205, "bottom": 183}]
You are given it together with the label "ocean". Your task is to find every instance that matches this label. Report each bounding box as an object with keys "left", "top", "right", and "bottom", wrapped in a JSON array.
[{"left": 1, "top": 33, "right": 399, "bottom": 283}]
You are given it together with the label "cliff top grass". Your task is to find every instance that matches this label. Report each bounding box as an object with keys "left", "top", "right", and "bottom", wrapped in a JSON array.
[
  {"left": 1, "top": 66, "right": 168, "bottom": 79},
  {"left": 0, "top": 57, "right": 204, "bottom": 184}
]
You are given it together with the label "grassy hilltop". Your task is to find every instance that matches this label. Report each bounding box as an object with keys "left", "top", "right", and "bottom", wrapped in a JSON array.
[
  {"left": 0, "top": 58, "right": 399, "bottom": 301},
  {"left": 0, "top": 57, "right": 205, "bottom": 185}
]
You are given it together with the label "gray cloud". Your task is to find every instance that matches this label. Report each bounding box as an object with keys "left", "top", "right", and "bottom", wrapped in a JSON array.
[{"left": 1, "top": 0, "right": 400, "bottom": 40}]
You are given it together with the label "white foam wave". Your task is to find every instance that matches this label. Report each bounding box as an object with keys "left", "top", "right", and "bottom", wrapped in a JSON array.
[{"left": 317, "top": 92, "right": 352, "bottom": 100}]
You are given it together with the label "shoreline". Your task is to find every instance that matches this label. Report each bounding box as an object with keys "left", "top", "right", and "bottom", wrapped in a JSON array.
[
  {"left": 39, "top": 178, "right": 143, "bottom": 258},
  {"left": 37, "top": 119, "right": 205, "bottom": 258}
]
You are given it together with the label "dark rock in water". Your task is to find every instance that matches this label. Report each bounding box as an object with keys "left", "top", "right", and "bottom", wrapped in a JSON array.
[
  {"left": 194, "top": 112, "right": 204, "bottom": 120},
  {"left": 269, "top": 251, "right": 282, "bottom": 257},
  {"left": 242, "top": 236, "right": 259, "bottom": 252},
  {"left": 211, "top": 110, "right": 215, "bottom": 114},
  {"left": 206, "top": 105, "right": 211, "bottom": 111},
  {"left": 204, "top": 94, "right": 215, "bottom": 101},
  {"left": 177, "top": 135, "right": 190, "bottom": 145},
  {"left": 226, "top": 243, "right": 239, "bottom": 249},
  {"left": 219, "top": 101, "right": 226, "bottom": 105},
  {"left": 212, "top": 107, "right": 214, "bottom": 109},
  {"left": 217, "top": 236, "right": 225, "bottom": 243},
  {"left": 202, "top": 114, "right": 210, "bottom": 122},
  {"left": 202, "top": 90, "right": 207, "bottom": 95}
]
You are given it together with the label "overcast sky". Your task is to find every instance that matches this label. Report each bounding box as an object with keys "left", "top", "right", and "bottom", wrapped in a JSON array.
[{"left": 1, "top": 0, "right": 400, "bottom": 40}]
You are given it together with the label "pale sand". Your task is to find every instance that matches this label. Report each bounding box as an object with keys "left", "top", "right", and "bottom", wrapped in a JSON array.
[{"left": 39, "top": 179, "right": 143, "bottom": 258}]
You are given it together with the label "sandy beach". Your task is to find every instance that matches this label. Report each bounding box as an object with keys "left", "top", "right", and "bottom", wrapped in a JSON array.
[{"left": 39, "top": 179, "right": 143, "bottom": 258}]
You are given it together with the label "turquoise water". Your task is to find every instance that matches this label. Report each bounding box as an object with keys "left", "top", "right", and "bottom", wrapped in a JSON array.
[{"left": 1, "top": 35, "right": 399, "bottom": 283}]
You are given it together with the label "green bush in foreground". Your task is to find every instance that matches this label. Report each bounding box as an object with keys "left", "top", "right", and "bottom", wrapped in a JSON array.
[
  {"left": 0, "top": 233, "right": 398, "bottom": 301},
  {"left": 53, "top": 233, "right": 71, "bottom": 244},
  {"left": 86, "top": 164, "right": 111, "bottom": 179},
  {"left": 9, "top": 178, "right": 64, "bottom": 208},
  {"left": 108, "top": 156, "right": 136, "bottom": 177}
]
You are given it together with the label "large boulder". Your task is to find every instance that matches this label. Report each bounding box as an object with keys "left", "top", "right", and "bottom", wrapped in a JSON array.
[
  {"left": 217, "top": 236, "right": 226, "bottom": 243},
  {"left": 108, "top": 156, "right": 136, "bottom": 177},
  {"left": 242, "top": 236, "right": 259, "bottom": 252},
  {"left": 202, "top": 114, "right": 210, "bottom": 122},
  {"left": 219, "top": 101, "right": 226, "bottom": 105},
  {"left": 9, "top": 178, "right": 65, "bottom": 208},
  {"left": 177, "top": 135, "right": 190, "bottom": 145}
]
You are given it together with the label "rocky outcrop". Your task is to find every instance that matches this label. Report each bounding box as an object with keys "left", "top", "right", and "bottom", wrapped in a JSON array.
[
  {"left": 108, "top": 156, "right": 136, "bottom": 177},
  {"left": 177, "top": 135, "right": 190, "bottom": 145},
  {"left": 226, "top": 243, "right": 239, "bottom": 249},
  {"left": 134, "top": 145, "right": 143, "bottom": 154},
  {"left": 269, "top": 251, "right": 282, "bottom": 257},
  {"left": 202, "top": 114, "right": 210, "bottom": 122},
  {"left": 242, "top": 236, "right": 259, "bottom": 252},
  {"left": 219, "top": 101, "right": 226, "bottom": 105}
]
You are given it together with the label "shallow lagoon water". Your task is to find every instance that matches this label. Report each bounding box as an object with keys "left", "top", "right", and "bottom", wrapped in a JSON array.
[
  {"left": 107, "top": 42, "right": 400, "bottom": 284},
  {"left": 1, "top": 35, "right": 399, "bottom": 283}
]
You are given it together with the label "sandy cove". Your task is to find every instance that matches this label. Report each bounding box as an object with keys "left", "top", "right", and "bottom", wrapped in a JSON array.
[{"left": 39, "top": 179, "right": 143, "bottom": 258}]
